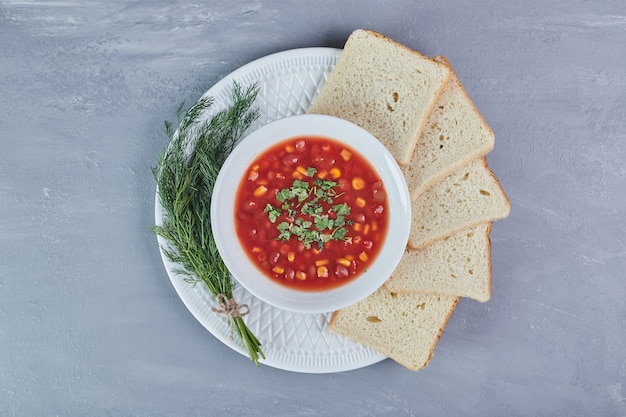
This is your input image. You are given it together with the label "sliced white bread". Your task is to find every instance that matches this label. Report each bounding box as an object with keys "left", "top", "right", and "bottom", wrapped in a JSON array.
[
  {"left": 328, "top": 288, "right": 459, "bottom": 371},
  {"left": 308, "top": 29, "right": 451, "bottom": 165},
  {"left": 409, "top": 157, "right": 510, "bottom": 250},
  {"left": 402, "top": 56, "right": 495, "bottom": 200},
  {"left": 384, "top": 223, "right": 493, "bottom": 302}
]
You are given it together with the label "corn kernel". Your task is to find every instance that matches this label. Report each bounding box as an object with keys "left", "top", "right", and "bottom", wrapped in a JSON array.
[
  {"left": 318, "top": 170, "right": 328, "bottom": 179},
  {"left": 359, "top": 252, "right": 368, "bottom": 262},
  {"left": 295, "top": 271, "right": 307, "bottom": 281},
  {"left": 296, "top": 166, "right": 308, "bottom": 175},
  {"left": 317, "top": 265, "right": 329, "bottom": 278},
  {"left": 337, "top": 258, "right": 351, "bottom": 267},
  {"left": 364, "top": 224, "right": 370, "bottom": 235},
  {"left": 287, "top": 251, "right": 295, "bottom": 262},
  {"left": 315, "top": 259, "right": 329, "bottom": 267},
  {"left": 353, "top": 223, "right": 362, "bottom": 232},
  {"left": 330, "top": 167, "right": 341, "bottom": 179},
  {"left": 285, "top": 144, "right": 296, "bottom": 152},
  {"left": 355, "top": 197, "right": 366, "bottom": 207},
  {"left": 292, "top": 171, "right": 304, "bottom": 179},
  {"left": 272, "top": 265, "right": 285, "bottom": 274},
  {"left": 340, "top": 149, "right": 352, "bottom": 161},
  {"left": 252, "top": 247, "right": 262, "bottom": 253},
  {"left": 371, "top": 222, "right": 378, "bottom": 231},
  {"left": 253, "top": 185, "right": 268, "bottom": 197},
  {"left": 352, "top": 177, "right": 365, "bottom": 190}
]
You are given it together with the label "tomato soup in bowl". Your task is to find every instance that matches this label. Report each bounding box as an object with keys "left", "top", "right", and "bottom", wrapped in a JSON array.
[
  {"left": 235, "top": 136, "right": 388, "bottom": 291},
  {"left": 212, "top": 114, "right": 410, "bottom": 313}
]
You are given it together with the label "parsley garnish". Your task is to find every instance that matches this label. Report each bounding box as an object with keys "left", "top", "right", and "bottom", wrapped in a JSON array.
[{"left": 263, "top": 171, "right": 352, "bottom": 250}]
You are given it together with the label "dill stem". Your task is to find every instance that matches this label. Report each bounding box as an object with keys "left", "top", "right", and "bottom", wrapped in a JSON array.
[{"left": 153, "top": 81, "right": 264, "bottom": 365}]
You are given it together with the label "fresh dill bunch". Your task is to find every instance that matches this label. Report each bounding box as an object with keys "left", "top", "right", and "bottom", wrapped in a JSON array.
[{"left": 152, "top": 81, "right": 265, "bottom": 365}]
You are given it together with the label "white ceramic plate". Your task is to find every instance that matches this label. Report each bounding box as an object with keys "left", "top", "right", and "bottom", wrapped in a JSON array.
[{"left": 155, "top": 48, "right": 388, "bottom": 373}]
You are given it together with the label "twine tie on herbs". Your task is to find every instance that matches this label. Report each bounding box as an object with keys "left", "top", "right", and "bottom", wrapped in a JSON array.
[{"left": 211, "top": 294, "right": 251, "bottom": 338}]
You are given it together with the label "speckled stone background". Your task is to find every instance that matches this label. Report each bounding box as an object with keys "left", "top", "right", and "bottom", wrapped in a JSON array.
[{"left": 1, "top": 1, "right": 625, "bottom": 416}]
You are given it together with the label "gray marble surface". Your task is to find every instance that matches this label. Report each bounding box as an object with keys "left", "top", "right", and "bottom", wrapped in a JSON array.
[{"left": 1, "top": 1, "right": 625, "bottom": 416}]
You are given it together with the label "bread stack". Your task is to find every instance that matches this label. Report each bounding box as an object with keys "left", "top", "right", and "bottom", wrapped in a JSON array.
[{"left": 308, "top": 29, "right": 510, "bottom": 371}]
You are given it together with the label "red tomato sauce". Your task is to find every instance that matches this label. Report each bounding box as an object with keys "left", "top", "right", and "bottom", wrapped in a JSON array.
[{"left": 234, "top": 136, "right": 389, "bottom": 291}]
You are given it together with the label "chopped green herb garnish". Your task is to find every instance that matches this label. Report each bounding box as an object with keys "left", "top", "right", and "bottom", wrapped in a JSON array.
[
  {"left": 264, "top": 204, "right": 281, "bottom": 223},
  {"left": 266, "top": 171, "right": 351, "bottom": 250}
]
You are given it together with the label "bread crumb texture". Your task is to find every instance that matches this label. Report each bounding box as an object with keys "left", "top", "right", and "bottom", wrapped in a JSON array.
[
  {"left": 329, "top": 288, "right": 459, "bottom": 371},
  {"left": 409, "top": 157, "right": 510, "bottom": 249}
]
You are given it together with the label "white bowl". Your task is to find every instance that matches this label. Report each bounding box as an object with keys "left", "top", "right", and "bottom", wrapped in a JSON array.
[{"left": 211, "top": 114, "right": 411, "bottom": 314}]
